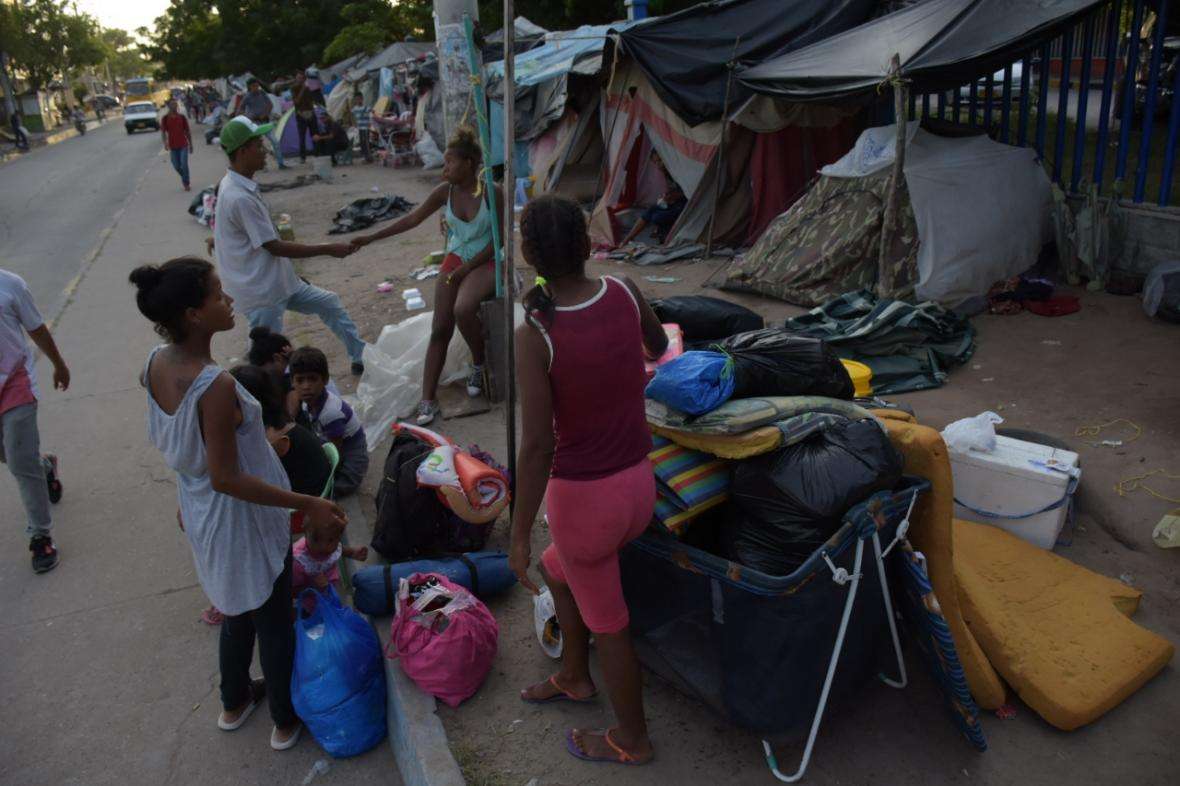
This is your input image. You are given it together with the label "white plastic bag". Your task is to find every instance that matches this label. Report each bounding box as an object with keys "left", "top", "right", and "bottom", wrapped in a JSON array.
[
  {"left": 533, "top": 586, "right": 563, "bottom": 659},
  {"left": 1142, "top": 260, "right": 1180, "bottom": 317},
  {"left": 941, "top": 411, "right": 1004, "bottom": 454},
  {"left": 415, "top": 134, "right": 443, "bottom": 170}
]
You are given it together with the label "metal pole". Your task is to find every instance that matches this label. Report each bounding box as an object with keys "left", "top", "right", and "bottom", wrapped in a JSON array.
[
  {"left": 1035, "top": 43, "right": 1052, "bottom": 158},
  {"left": 1017, "top": 54, "right": 1032, "bottom": 146},
  {"left": 878, "top": 54, "right": 907, "bottom": 298},
  {"left": 1134, "top": 0, "right": 1169, "bottom": 202},
  {"left": 705, "top": 37, "right": 741, "bottom": 258},
  {"left": 1071, "top": 13, "right": 1096, "bottom": 193},
  {"left": 1053, "top": 26, "right": 1074, "bottom": 185},
  {"left": 461, "top": 15, "right": 504, "bottom": 297},
  {"left": 1000, "top": 64, "right": 1013, "bottom": 143},
  {"left": 1093, "top": 0, "right": 1125, "bottom": 189},
  {"left": 1115, "top": 0, "right": 1146, "bottom": 184},
  {"left": 502, "top": 0, "right": 517, "bottom": 511},
  {"left": 1157, "top": 47, "right": 1180, "bottom": 205}
]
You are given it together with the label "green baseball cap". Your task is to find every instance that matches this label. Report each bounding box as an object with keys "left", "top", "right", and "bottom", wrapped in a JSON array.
[{"left": 219, "top": 116, "right": 274, "bottom": 154}]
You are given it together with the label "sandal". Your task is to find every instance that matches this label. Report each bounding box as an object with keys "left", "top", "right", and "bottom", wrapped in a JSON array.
[
  {"left": 565, "top": 728, "right": 653, "bottom": 766},
  {"left": 520, "top": 674, "right": 597, "bottom": 705},
  {"left": 218, "top": 679, "right": 266, "bottom": 731}
]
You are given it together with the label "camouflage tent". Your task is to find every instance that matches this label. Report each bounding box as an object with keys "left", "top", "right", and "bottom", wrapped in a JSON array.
[{"left": 721, "top": 168, "right": 918, "bottom": 307}]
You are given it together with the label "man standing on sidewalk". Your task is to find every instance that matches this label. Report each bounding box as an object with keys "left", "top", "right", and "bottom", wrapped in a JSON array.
[
  {"left": 0, "top": 268, "right": 70, "bottom": 573},
  {"left": 241, "top": 77, "right": 287, "bottom": 170},
  {"left": 9, "top": 109, "right": 29, "bottom": 150},
  {"left": 161, "top": 98, "right": 193, "bottom": 191},
  {"left": 213, "top": 117, "right": 368, "bottom": 374}
]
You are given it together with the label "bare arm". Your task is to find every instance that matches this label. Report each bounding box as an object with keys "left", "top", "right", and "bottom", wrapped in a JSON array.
[
  {"left": 262, "top": 239, "right": 353, "bottom": 259},
  {"left": 508, "top": 322, "right": 555, "bottom": 595},
  {"left": 27, "top": 324, "right": 69, "bottom": 391},
  {"left": 353, "top": 183, "right": 449, "bottom": 246},
  {"left": 199, "top": 374, "right": 346, "bottom": 527},
  {"left": 619, "top": 275, "right": 670, "bottom": 358}
]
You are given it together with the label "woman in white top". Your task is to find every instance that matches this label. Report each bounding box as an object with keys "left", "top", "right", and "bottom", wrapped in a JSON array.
[{"left": 130, "top": 257, "right": 346, "bottom": 752}]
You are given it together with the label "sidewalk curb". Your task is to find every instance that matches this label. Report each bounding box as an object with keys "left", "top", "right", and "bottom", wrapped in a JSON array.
[
  {"left": 1, "top": 117, "right": 115, "bottom": 165},
  {"left": 340, "top": 496, "right": 467, "bottom": 786}
]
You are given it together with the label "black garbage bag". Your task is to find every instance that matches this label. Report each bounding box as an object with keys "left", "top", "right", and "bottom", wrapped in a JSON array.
[
  {"left": 329, "top": 196, "right": 416, "bottom": 234},
  {"left": 719, "top": 328, "right": 853, "bottom": 400},
  {"left": 651, "top": 296, "right": 763, "bottom": 343},
  {"left": 724, "top": 417, "right": 903, "bottom": 576},
  {"left": 187, "top": 187, "right": 215, "bottom": 216}
]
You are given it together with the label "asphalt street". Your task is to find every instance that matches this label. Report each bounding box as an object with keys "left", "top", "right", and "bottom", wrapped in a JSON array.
[{"left": 0, "top": 122, "right": 399, "bottom": 785}]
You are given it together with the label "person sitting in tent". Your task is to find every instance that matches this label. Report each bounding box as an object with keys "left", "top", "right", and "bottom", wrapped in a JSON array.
[
  {"left": 350, "top": 127, "right": 504, "bottom": 426},
  {"left": 619, "top": 150, "right": 686, "bottom": 247}
]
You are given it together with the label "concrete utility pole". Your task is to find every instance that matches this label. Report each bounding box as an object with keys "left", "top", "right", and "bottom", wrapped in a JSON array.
[
  {"left": 0, "top": 51, "right": 17, "bottom": 117},
  {"left": 433, "top": 0, "right": 479, "bottom": 144}
]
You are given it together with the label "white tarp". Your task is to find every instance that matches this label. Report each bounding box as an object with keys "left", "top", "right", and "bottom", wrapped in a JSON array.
[{"left": 823, "top": 125, "right": 1051, "bottom": 306}]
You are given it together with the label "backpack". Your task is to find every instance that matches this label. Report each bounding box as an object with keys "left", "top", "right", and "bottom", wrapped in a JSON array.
[{"left": 371, "top": 431, "right": 494, "bottom": 561}]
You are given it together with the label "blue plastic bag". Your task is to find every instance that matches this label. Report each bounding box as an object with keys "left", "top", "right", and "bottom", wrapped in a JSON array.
[
  {"left": 644, "top": 350, "right": 736, "bottom": 416},
  {"left": 291, "top": 586, "right": 387, "bottom": 757}
]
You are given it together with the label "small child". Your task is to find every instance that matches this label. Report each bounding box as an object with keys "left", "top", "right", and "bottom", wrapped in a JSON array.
[
  {"left": 292, "top": 515, "right": 367, "bottom": 596},
  {"left": 351, "top": 93, "right": 373, "bottom": 163},
  {"left": 289, "top": 346, "right": 369, "bottom": 496}
]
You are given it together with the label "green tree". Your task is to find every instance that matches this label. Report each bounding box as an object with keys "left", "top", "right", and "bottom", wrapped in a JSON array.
[
  {"left": 322, "top": 0, "right": 434, "bottom": 65},
  {"left": 1, "top": 0, "right": 106, "bottom": 90},
  {"left": 100, "top": 28, "right": 153, "bottom": 81},
  {"left": 145, "top": 0, "right": 223, "bottom": 80}
]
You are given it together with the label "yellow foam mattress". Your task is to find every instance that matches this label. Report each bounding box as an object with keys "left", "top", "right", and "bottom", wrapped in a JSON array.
[{"left": 955, "top": 518, "right": 1175, "bottom": 730}]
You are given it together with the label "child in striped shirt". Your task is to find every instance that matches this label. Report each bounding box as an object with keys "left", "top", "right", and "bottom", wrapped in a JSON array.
[{"left": 290, "top": 346, "right": 369, "bottom": 496}]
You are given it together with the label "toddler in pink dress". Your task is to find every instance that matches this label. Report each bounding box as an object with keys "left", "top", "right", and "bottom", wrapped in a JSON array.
[{"left": 292, "top": 516, "right": 367, "bottom": 596}]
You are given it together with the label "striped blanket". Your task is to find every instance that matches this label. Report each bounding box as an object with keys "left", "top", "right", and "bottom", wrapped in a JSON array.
[{"left": 649, "top": 435, "right": 730, "bottom": 536}]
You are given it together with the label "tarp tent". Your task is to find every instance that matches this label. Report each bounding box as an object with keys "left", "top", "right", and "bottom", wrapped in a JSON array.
[
  {"left": 721, "top": 124, "right": 1052, "bottom": 307},
  {"left": 275, "top": 108, "right": 315, "bottom": 158},
  {"left": 738, "top": 0, "right": 1105, "bottom": 101},
  {"left": 616, "top": 0, "right": 876, "bottom": 126},
  {"left": 588, "top": 0, "right": 877, "bottom": 248}
]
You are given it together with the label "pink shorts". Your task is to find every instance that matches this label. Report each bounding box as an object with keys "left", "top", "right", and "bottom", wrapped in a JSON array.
[{"left": 541, "top": 458, "right": 655, "bottom": 634}]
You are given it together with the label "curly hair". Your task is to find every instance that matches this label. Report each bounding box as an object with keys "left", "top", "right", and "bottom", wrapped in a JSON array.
[
  {"left": 446, "top": 125, "right": 482, "bottom": 168},
  {"left": 519, "top": 195, "right": 591, "bottom": 324}
]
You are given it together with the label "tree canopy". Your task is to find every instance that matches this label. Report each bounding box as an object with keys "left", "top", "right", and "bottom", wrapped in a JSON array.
[{"left": 0, "top": 0, "right": 107, "bottom": 90}]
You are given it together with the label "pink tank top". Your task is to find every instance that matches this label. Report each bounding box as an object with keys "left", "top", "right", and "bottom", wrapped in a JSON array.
[{"left": 536, "top": 276, "right": 652, "bottom": 481}]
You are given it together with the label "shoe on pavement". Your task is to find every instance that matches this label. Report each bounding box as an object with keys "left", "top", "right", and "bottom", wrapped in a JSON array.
[
  {"left": 271, "top": 722, "right": 303, "bottom": 751},
  {"left": 466, "top": 366, "right": 485, "bottom": 398},
  {"left": 218, "top": 679, "right": 265, "bottom": 731},
  {"left": 415, "top": 400, "right": 440, "bottom": 426},
  {"left": 350, "top": 360, "right": 365, "bottom": 376},
  {"left": 30, "top": 536, "right": 59, "bottom": 574}
]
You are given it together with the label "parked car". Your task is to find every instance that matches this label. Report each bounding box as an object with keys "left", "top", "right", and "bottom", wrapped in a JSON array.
[{"left": 124, "top": 102, "right": 160, "bottom": 134}]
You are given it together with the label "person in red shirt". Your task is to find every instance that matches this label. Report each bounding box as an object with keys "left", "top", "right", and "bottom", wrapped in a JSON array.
[{"left": 161, "top": 98, "right": 194, "bottom": 191}]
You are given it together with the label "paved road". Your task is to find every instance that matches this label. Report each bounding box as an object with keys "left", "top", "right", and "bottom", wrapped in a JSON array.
[
  {"left": 0, "top": 125, "right": 399, "bottom": 785},
  {"left": 0, "top": 120, "right": 168, "bottom": 316}
]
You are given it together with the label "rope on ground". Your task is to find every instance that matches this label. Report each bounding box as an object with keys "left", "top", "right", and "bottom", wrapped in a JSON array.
[
  {"left": 1115, "top": 469, "right": 1180, "bottom": 504},
  {"left": 1076, "top": 418, "right": 1143, "bottom": 444}
]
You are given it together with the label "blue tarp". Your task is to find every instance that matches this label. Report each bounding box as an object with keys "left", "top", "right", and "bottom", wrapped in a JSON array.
[{"left": 484, "top": 21, "right": 643, "bottom": 88}]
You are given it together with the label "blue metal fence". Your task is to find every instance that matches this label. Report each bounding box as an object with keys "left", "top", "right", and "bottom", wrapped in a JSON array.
[{"left": 916, "top": 0, "right": 1179, "bottom": 207}]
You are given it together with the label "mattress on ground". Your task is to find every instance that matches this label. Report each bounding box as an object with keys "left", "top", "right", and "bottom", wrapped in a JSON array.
[
  {"left": 651, "top": 411, "right": 849, "bottom": 460},
  {"left": 646, "top": 395, "right": 872, "bottom": 435},
  {"left": 954, "top": 518, "right": 1175, "bottom": 731},
  {"left": 881, "top": 418, "right": 1008, "bottom": 710}
]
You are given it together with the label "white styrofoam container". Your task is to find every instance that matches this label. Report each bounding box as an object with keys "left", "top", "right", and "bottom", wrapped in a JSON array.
[{"left": 948, "top": 435, "right": 1081, "bottom": 549}]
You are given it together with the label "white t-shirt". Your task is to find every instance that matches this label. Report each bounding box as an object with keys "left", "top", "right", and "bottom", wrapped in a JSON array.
[
  {"left": 213, "top": 169, "right": 300, "bottom": 312},
  {"left": 0, "top": 269, "right": 44, "bottom": 399}
]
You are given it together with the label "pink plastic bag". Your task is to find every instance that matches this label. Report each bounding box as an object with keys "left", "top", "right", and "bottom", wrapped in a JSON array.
[{"left": 386, "top": 572, "right": 498, "bottom": 707}]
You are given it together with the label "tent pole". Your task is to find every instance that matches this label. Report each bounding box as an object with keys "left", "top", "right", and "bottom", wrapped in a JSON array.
[
  {"left": 877, "top": 54, "right": 907, "bottom": 298},
  {"left": 705, "top": 37, "right": 741, "bottom": 258},
  {"left": 502, "top": 0, "right": 517, "bottom": 515}
]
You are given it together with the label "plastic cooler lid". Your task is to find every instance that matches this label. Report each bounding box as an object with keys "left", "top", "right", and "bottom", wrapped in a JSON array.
[{"left": 950, "top": 435, "right": 1079, "bottom": 487}]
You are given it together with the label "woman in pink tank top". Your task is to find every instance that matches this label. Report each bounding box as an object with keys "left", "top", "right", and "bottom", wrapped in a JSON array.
[{"left": 510, "top": 196, "right": 668, "bottom": 766}]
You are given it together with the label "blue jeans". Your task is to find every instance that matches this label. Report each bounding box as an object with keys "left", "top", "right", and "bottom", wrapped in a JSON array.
[
  {"left": 247, "top": 281, "right": 366, "bottom": 363},
  {"left": 0, "top": 403, "right": 52, "bottom": 538},
  {"left": 169, "top": 147, "right": 190, "bottom": 186},
  {"left": 265, "top": 129, "right": 285, "bottom": 167}
]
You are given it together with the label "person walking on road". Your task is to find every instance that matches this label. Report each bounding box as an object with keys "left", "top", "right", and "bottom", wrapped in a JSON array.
[
  {"left": 161, "top": 98, "right": 194, "bottom": 191},
  {"left": 212, "top": 117, "right": 367, "bottom": 374},
  {"left": 0, "top": 268, "right": 70, "bottom": 574},
  {"left": 9, "top": 109, "right": 29, "bottom": 150},
  {"left": 130, "top": 256, "right": 348, "bottom": 750},
  {"left": 241, "top": 78, "right": 287, "bottom": 170}
]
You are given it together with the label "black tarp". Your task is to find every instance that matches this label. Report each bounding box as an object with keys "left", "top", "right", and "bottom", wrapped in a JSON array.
[
  {"left": 615, "top": 0, "right": 876, "bottom": 126},
  {"left": 738, "top": 0, "right": 1106, "bottom": 101}
]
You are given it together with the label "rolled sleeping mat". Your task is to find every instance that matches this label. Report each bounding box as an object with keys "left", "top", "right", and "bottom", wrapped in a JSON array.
[{"left": 352, "top": 551, "right": 515, "bottom": 616}]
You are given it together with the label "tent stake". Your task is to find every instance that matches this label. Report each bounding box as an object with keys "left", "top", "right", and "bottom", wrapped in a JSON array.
[
  {"left": 877, "top": 53, "right": 907, "bottom": 298},
  {"left": 502, "top": 0, "right": 517, "bottom": 514},
  {"left": 705, "top": 36, "right": 741, "bottom": 258}
]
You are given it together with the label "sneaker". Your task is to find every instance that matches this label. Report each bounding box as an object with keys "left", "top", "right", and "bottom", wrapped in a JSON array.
[
  {"left": 43, "top": 455, "right": 62, "bottom": 504},
  {"left": 466, "top": 366, "right": 485, "bottom": 398},
  {"left": 30, "top": 536, "right": 59, "bottom": 574},
  {"left": 350, "top": 360, "right": 365, "bottom": 376},
  {"left": 415, "top": 400, "right": 440, "bottom": 426}
]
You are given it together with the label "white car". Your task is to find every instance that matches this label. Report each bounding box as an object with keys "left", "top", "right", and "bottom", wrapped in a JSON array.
[{"left": 124, "top": 102, "right": 160, "bottom": 134}]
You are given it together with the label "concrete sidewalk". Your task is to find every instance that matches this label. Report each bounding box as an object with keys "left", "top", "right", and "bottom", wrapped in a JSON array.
[{"left": 0, "top": 128, "right": 400, "bottom": 785}]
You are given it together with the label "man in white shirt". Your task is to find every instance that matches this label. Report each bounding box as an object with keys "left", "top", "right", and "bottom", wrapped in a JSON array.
[{"left": 212, "top": 117, "right": 368, "bottom": 374}]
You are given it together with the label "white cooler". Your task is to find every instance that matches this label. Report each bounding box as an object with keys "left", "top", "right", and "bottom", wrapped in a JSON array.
[{"left": 948, "top": 435, "right": 1081, "bottom": 549}]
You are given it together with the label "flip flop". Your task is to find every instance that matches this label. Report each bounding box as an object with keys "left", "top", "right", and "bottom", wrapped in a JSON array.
[
  {"left": 217, "top": 679, "right": 265, "bottom": 731},
  {"left": 520, "top": 674, "right": 597, "bottom": 705},
  {"left": 564, "top": 728, "right": 653, "bottom": 766}
]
